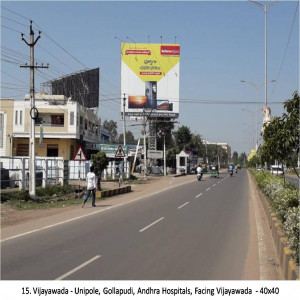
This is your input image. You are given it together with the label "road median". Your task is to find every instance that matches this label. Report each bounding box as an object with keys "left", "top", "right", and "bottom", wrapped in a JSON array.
[{"left": 248, "top": 171, "right": 299, "bottom": 280}]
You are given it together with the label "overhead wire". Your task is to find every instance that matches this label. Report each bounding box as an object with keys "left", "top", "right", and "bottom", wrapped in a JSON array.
[
  {"left": 270, "top": 1, "right": 299, "bottom": 99},
  {"left": 1, "top": 6, "right": 121, "bottom": 114}
]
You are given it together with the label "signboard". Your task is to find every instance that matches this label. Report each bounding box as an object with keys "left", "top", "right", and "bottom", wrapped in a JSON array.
[
  {"left": 99, "top": 144, "right": 128, "bottom": 158},
  {"left": 73, "top": 145, "right": 87, "bottom": 161},
  {"left": 121, "top": 43, "right": 180, "bottom": 118},
  {"left": 115, "top": 145, "right": 125, "bottom": 158},
  {"left": 147, "top": 150, "right": 163, "bottom": 159},
  {"left": 262, "top": 106, "right": 271, "bottom": 131}
]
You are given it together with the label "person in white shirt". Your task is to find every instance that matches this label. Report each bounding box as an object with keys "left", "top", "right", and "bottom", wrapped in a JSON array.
[
  {"left": 196, "top": 165, "right": 202, "bottom": 174},
  {"left": 82, "top": 165, "right": 96, "bottom": 208}
]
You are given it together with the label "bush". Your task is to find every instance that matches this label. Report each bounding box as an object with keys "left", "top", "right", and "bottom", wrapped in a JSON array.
[
  {"left": 284, "top": 207, "right": 299, "bottom": 263},
  {"left": 251, "top": 170, "right": 299, "bottom": 262}
]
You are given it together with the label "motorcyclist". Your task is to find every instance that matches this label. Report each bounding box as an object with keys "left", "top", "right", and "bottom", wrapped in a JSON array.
[{"left": 196, "top": 165, "right": 202, "bottom": 174}]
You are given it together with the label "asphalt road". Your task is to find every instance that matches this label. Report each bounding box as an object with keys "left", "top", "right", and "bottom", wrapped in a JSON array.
[
  {"left": 285, "top": 175, "right": 299, "bottom": 189},
  {"left": 1, "top": 170, "right": 278, "bottom": 280}
]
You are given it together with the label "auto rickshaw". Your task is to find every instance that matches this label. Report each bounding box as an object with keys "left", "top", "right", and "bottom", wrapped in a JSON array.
[{"left": 210, "top": 165, "right": 219, "bottom": 178}]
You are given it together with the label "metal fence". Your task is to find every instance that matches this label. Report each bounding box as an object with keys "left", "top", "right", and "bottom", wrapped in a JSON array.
[
  {"left": 0, "top": 156, "right": 131, "bottom": 191},
  {"left": 0, "top": 156, "right": 64, "bottom": 190}
]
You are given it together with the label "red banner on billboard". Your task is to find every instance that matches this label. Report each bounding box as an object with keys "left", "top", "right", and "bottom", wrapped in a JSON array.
[
  {"left": 125, "top": 49, "right": 151, "bottom": 55},
  {"left": 160, "top": 45, "right": 180, "bottom": 56}
]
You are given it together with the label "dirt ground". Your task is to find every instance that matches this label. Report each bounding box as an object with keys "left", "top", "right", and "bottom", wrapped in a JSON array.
[{"left": 0, "top": 180, "right": 127, "bottom": 226}]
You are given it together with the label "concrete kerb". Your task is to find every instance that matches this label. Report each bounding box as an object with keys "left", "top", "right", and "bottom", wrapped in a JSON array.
[
  {"left": 96, "top": 186, "right": 131, "bottom": 198},
  {"left": 248, "top": 171, "right": 299, "bottom": 280}
]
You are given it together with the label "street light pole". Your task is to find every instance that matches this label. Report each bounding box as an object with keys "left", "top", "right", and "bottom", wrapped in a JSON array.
[
  {"left": 241, "top": 109, "right": 255, "bottom": 150},
  {"left": 163, "top": 133, "right": 166, "bottom": 176},
  {"left": 249, "top": 0, "right": 278, "bottom": 107},
  {"left": 240, "top": 79, "right": 276, "bottom": 150}
]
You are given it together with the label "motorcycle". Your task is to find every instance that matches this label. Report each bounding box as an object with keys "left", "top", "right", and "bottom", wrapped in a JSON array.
[
  {"left": 197, "top": 172, "right": 203, "bottom": 181},
  {"left": 229, "top": 170, "right": 233, "bottom": 177}
]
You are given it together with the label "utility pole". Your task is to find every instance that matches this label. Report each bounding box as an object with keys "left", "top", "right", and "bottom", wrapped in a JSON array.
[
  {"left": 122, "top": 94, "right": 127, "bottom": 178},
  {"left": 21, "top": 20, "right": 48, "bottom": 199},
  {"left": 143, "top": 109, "right": 147, "bottom": 180}
]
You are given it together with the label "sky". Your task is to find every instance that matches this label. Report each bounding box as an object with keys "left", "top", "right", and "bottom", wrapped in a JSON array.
[{"left": 1, "top": 0, "right": 299, "bottom": 155}]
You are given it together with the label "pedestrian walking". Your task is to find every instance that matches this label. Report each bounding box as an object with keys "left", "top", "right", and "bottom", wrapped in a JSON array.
[{"left": 82, "top": 165, "right": 96, "bottom": 208}]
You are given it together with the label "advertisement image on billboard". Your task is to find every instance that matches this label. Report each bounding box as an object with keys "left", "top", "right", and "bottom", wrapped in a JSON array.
[{"left": 121, "top": 43, "right": 180, "bottom": 118}]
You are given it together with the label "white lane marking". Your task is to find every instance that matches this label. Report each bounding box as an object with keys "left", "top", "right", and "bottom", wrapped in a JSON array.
[
  {"left": 206, "top": 187, "right": 211, "bottom": 191},
  {"left": 139, "top": 217, "right": 165, "bottom": 233},
  {"left": 55, "top": 255, "right": 101, "bottom": 280},
  {"left": 213, "top": 184, "right": 216, "bottom": 187},
  {"left": 195, "top": 193, "right": 203, "bottom": 198},
  {"left": 177, "top": 202, "right": 189, "bottom": 209},
  {"left": 1, "top": 177, "right": 195, "bottom": 243},
  {"left": 217, "top": 181, "right": 221, "bottom": 184}
]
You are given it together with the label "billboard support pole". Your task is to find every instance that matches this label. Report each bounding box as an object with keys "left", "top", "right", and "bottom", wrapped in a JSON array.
[
  {"left": 131, "top": 138, "right": 140, "bottom": 174},
  {"left": 143, "top": 109, "right": 147, "bottom": 180},
  {"left": 123, "top": 94, "right": 127, "bottom": 178}
]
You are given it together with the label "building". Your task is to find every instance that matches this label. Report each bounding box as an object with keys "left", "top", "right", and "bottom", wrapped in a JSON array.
[{"left": 0, "top": 93, "right": 103, "bottom": 160}]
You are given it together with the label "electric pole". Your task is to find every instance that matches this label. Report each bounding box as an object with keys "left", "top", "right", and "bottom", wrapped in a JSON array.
[
  {"left": 21, "top": 20, "right": 48, "bottom": 200},
  {"left": 143, "top": 109, "right": 147, "bottom": 180},
  {"left": 122, "top": 94, "right": 127, "bottom": 178}
]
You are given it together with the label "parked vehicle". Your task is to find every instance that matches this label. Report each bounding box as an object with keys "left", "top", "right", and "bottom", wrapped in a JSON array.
[{"left": 270, "top": 165, "right": 284, "bottom": 175}]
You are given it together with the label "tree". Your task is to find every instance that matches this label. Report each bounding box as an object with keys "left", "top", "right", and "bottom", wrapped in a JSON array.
[
  {"left": 260, "top": 92, "right": 299, "bottom": 177},
  {"left": 173, "top": 125, "right": 192, "bottom": 151},
  {"left": 103, "top": 120, "right": 118, "bottom": 143},
  {"left": 239, "top": 152, "right": 248, "bottom": 167},
  {"left": 189, "top": 133, "right": 203, "bottom": 154},
  {"left": 118, "top": 130, "right": 136, "bottom": 144},
  {"left": 91, "top": 151, "right": 109, "bottom": 191},
  {"left": 232, "top": 151, "right": 239, "bottom": 165},
  {"left": 248, "top": 155, "right": 259, "bottom": 168},
  {"left": 155, "top": 117, "right": 175, "bottom": 150}
]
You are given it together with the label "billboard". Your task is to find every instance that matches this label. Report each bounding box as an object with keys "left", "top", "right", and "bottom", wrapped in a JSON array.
[
  {"left": 50, "top": 68, "right": 99, "bottom": 108},
  {"left": 121, "top": 43, "right": 180, "bottom": 118}
]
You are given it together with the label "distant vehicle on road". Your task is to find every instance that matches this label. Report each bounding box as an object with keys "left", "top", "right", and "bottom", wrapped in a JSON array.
[
  {"left": 270, "top": 165, "right": 284, "bottom": 175},
  {"left": 210, "top": 165, "right": 219, "bottom": 178}
]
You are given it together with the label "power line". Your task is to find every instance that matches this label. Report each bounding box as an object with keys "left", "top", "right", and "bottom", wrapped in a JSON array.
[
  {"left": 1, "top": 5, "right": 31, "bottom": 21},
  {"left": 0, "top": 15, "right": 28, "bottom": 28},
  {"left": 270, "top": 1, "right": 299, "bottom": 98}
]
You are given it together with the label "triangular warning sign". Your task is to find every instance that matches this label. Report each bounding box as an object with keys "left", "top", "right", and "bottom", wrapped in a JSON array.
[
  {"left": 73, "top": 145, "right": 87, "bottom": 161},
  {"left": 115, "top": 145, "right": 125, "bottom": 158}
]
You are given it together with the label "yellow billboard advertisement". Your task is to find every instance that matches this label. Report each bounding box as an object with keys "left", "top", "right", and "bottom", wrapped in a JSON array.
[{"left": 121, "top": 43, "right": 180, "bottom": 118}]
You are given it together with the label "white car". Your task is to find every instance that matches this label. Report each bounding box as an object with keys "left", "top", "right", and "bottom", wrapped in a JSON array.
[{"left": 270, "top": 166, "right": 284, "bottom": 175}]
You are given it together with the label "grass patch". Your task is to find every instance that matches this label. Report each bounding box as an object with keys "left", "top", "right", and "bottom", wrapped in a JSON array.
[{"left": 1, "top": 184, "right": 114, "bottom": 210}]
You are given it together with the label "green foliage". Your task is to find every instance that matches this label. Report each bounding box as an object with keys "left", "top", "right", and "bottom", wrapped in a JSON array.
[
  {"left": 260, "top": 92, "right": 299, "bottom": 176},
  {"left": 173, "top": 126, "right": 192, "bottom": 151},
  {"left": 155, "top": 117, "right": 175, "bottom": 150},
  {"left": 118, "top": 130, "right": 136, "bottom": 144},
  {"left": 103, "top": 119, "right": 118, "bottom": 143},
  {"left": 248, "top": 155, "right": 259, "bottom": 168},
  {"left": 252, "top": 170, "right": 299, "bottom": 262},
  {"left": 232, "top": 151, "right": 239, "bottom": 165},
  {"left": 91, "top": 151, "right": 109, "bottom": 190}
]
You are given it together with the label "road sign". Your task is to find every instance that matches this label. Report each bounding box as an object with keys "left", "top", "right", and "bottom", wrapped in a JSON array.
[
  {"left": 115, "top": 145, "right": 126, "bottom": 158},
  {"left": 73, "top": 145, "right": 87, "bottom": 161},
  {"left": 99, "top": 144, "right": 128, "bottom": 158},
  {"left": 147, "top": 150, "right": 163, "bottom": 159}
]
